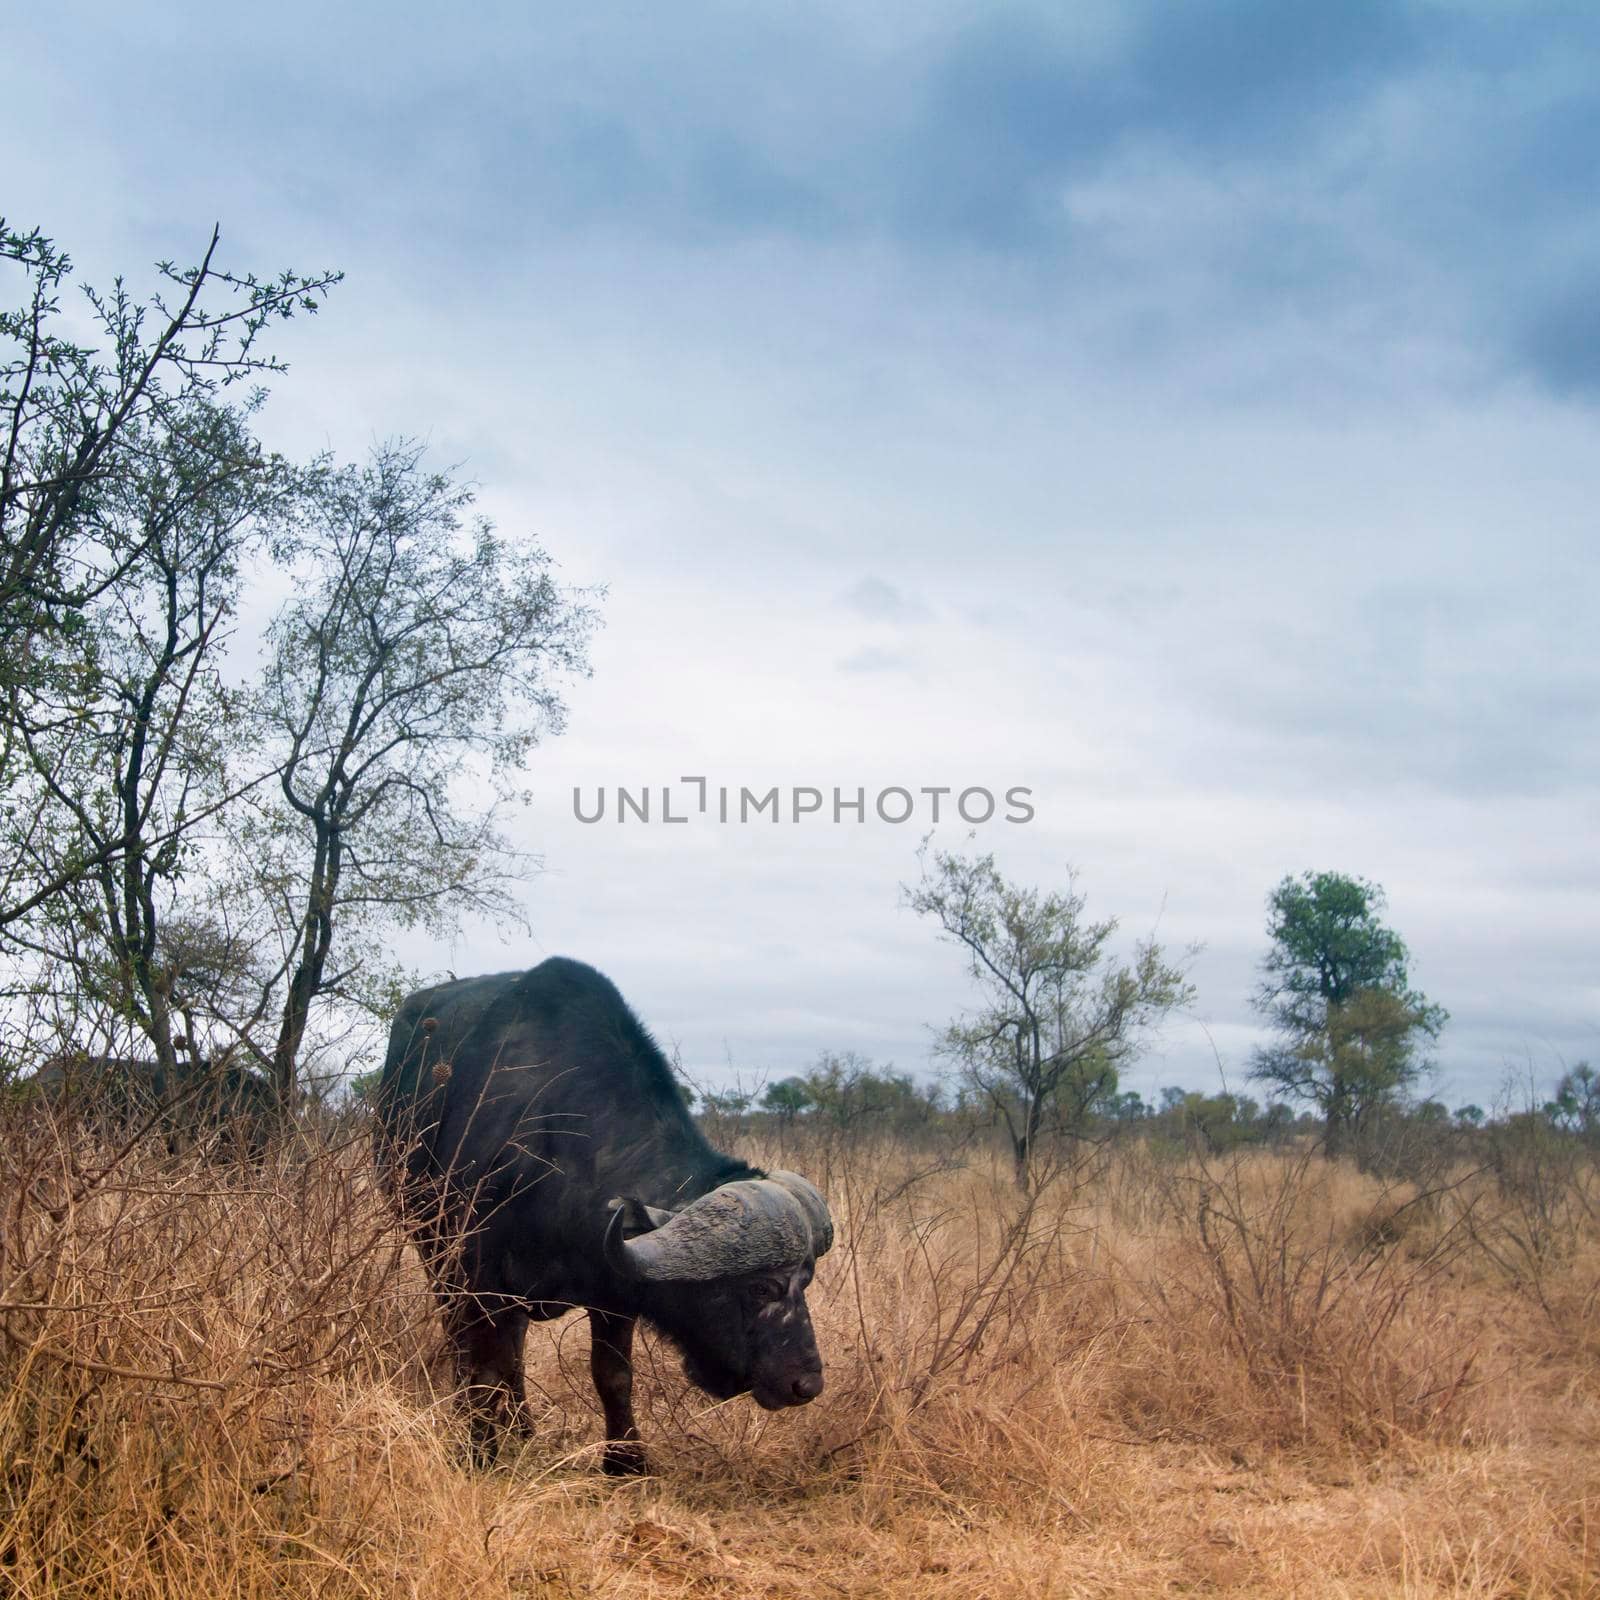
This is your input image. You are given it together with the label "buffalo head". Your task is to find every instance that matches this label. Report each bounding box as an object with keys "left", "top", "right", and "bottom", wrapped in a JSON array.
[{"left": 604, "top": 1170, "right": 832, "bottom": 1410}]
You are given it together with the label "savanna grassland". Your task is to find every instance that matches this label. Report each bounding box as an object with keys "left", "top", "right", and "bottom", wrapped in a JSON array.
[{"left": 2, "top": 1110, "right": 1596, "bottom": 1599}]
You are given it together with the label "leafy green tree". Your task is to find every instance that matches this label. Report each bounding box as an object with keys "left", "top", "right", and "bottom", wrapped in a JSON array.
[
  {"left": 1104, "top": 1089, "right": 1150, "bottom": 1123},
  {"left": 1177, "top": 1091, "right": 1248, "bottom": 1154},
  {"left": 795, "top": 1051, "right": 939, "bottom": 1136},
  {"left": 1249, "top": 871, "right": 1446, "bottom": 1161},
  {"left": 1544, "top": 1063, "right": 1599, "bottom": 1146},
  {"left": 760, "top": 1076, "right": 813, "bottom": 1123},
  {"left": 1259, "top": 1101, "right": 1298, "bottom": 1140},
  {"left": 906, "top": 849, "right": 1194, "bottom": 1189}
]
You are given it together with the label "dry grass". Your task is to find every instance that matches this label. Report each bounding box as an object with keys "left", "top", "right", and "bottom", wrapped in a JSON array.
[{"left": 1, "top": 1109, "right": 1597, "bottom": 1599}]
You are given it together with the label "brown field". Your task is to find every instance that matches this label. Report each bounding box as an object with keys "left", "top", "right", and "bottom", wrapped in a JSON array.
[{"left": 2, "top": 1112, "right": 1597, "bottom": 1599}]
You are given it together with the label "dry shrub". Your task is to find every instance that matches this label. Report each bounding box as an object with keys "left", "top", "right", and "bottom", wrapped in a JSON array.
[
  {"left": 1, "top": 1107, "right": 1596, "bottom": 1598},
  {"left": 1458, "top": 1119, "right": 1600, "bottom": 1356},
  {"left": 689, "top": 1135, "right": 1485, "bottom": 1494},
  {"left": 1114, "top": 1148, "right": 1482, "bottom": 1450},
  {"left": 0, "top": 1108, "right": 440, "bottom": 1595}
]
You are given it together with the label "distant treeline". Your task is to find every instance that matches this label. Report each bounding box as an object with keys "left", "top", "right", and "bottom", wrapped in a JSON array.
[{"left": 687, "top": 1050, "right": 1600, "bottom": 1176}]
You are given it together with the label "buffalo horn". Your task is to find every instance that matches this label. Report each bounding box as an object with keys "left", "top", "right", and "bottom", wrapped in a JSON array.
[
  {"left": 761, "top": 1170, "right": 834, "bottom": 1258},
  {"left": 603, "top": 1172, "right": 833, "bottom": 1283}
]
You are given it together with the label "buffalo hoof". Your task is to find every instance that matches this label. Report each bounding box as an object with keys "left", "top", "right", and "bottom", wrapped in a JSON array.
[{"left": 601, "top": 1441, "right": 648, "bottom": 1477}]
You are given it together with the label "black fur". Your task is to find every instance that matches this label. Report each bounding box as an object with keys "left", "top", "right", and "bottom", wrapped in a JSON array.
[{"left": 377, "top": 957, "right": 826, "bottom": 1471}]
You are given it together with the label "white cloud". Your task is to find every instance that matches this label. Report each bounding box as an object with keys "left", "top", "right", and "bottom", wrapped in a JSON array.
[{"left": 5, "top": 0, "right": 1597, "bottom": 1108}]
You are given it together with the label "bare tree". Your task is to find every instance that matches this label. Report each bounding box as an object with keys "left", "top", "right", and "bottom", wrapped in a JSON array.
[
  {"left": 905, "top": 847, "right": 1194, "bottom": 1189},
  {"left": 5, "top": 402, "right": 293, "bottom": 1081},
  {"left": 0, "top": 218, "right": 338, "bottom": 927},
  {"left": 249, "top": 442, "right": 598, "bottom": 1104}
]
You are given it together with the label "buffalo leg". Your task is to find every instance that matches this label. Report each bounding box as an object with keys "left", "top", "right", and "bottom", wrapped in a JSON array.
[
  {"left": 447, "top": 1300, "right": 532, "bottom": 1465},
  {"left": 588, "top": 1309, "right": 645, "bottom": 1476}
]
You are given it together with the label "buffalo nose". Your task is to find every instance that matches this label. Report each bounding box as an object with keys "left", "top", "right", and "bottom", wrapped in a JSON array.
[{"left": 792, "top": 1371, "right": 824, "bottom": 1402}]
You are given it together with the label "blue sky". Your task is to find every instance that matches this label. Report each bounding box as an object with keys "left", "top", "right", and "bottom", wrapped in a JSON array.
[{"left": 6, "top": 1, "right": 1597, "bottom": 1106}]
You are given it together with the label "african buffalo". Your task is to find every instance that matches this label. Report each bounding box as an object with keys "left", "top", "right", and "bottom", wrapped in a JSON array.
[
  {"left": 376, "top": 957, "right": 833, "bottom": 1472},
  {"left": 30, "top": 1052, "right": 275, "bottom": 1155}
]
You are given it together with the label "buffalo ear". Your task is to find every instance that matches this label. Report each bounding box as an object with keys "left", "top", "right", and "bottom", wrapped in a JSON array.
[{"left": 607, "top": 1196, "right": 675, "bottom": 1238}]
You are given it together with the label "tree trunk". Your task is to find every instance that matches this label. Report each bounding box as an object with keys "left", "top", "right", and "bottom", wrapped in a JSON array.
[
  {"left": 1011, "top": 1093, "right": 1046, "bottom": 1191},
  {"left": 1322, "top": 1107, "right": 1350, "bottom": 1163},
  {"left": 271, "top": 820, "right": 339, "bottom": 1113},
  {"left": 1010, "top": 1133, "right": 1029, "bottom": 1190}
]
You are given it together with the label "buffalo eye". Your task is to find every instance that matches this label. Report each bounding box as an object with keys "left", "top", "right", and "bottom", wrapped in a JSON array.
[{"left": 745, "top": 1276, "right": 786, "bottom": 1304}]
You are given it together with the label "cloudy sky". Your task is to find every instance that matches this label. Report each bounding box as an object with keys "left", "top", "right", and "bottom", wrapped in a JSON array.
[{"left": 7, "top": 1, "right": 1596, "bottom": 1107}]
